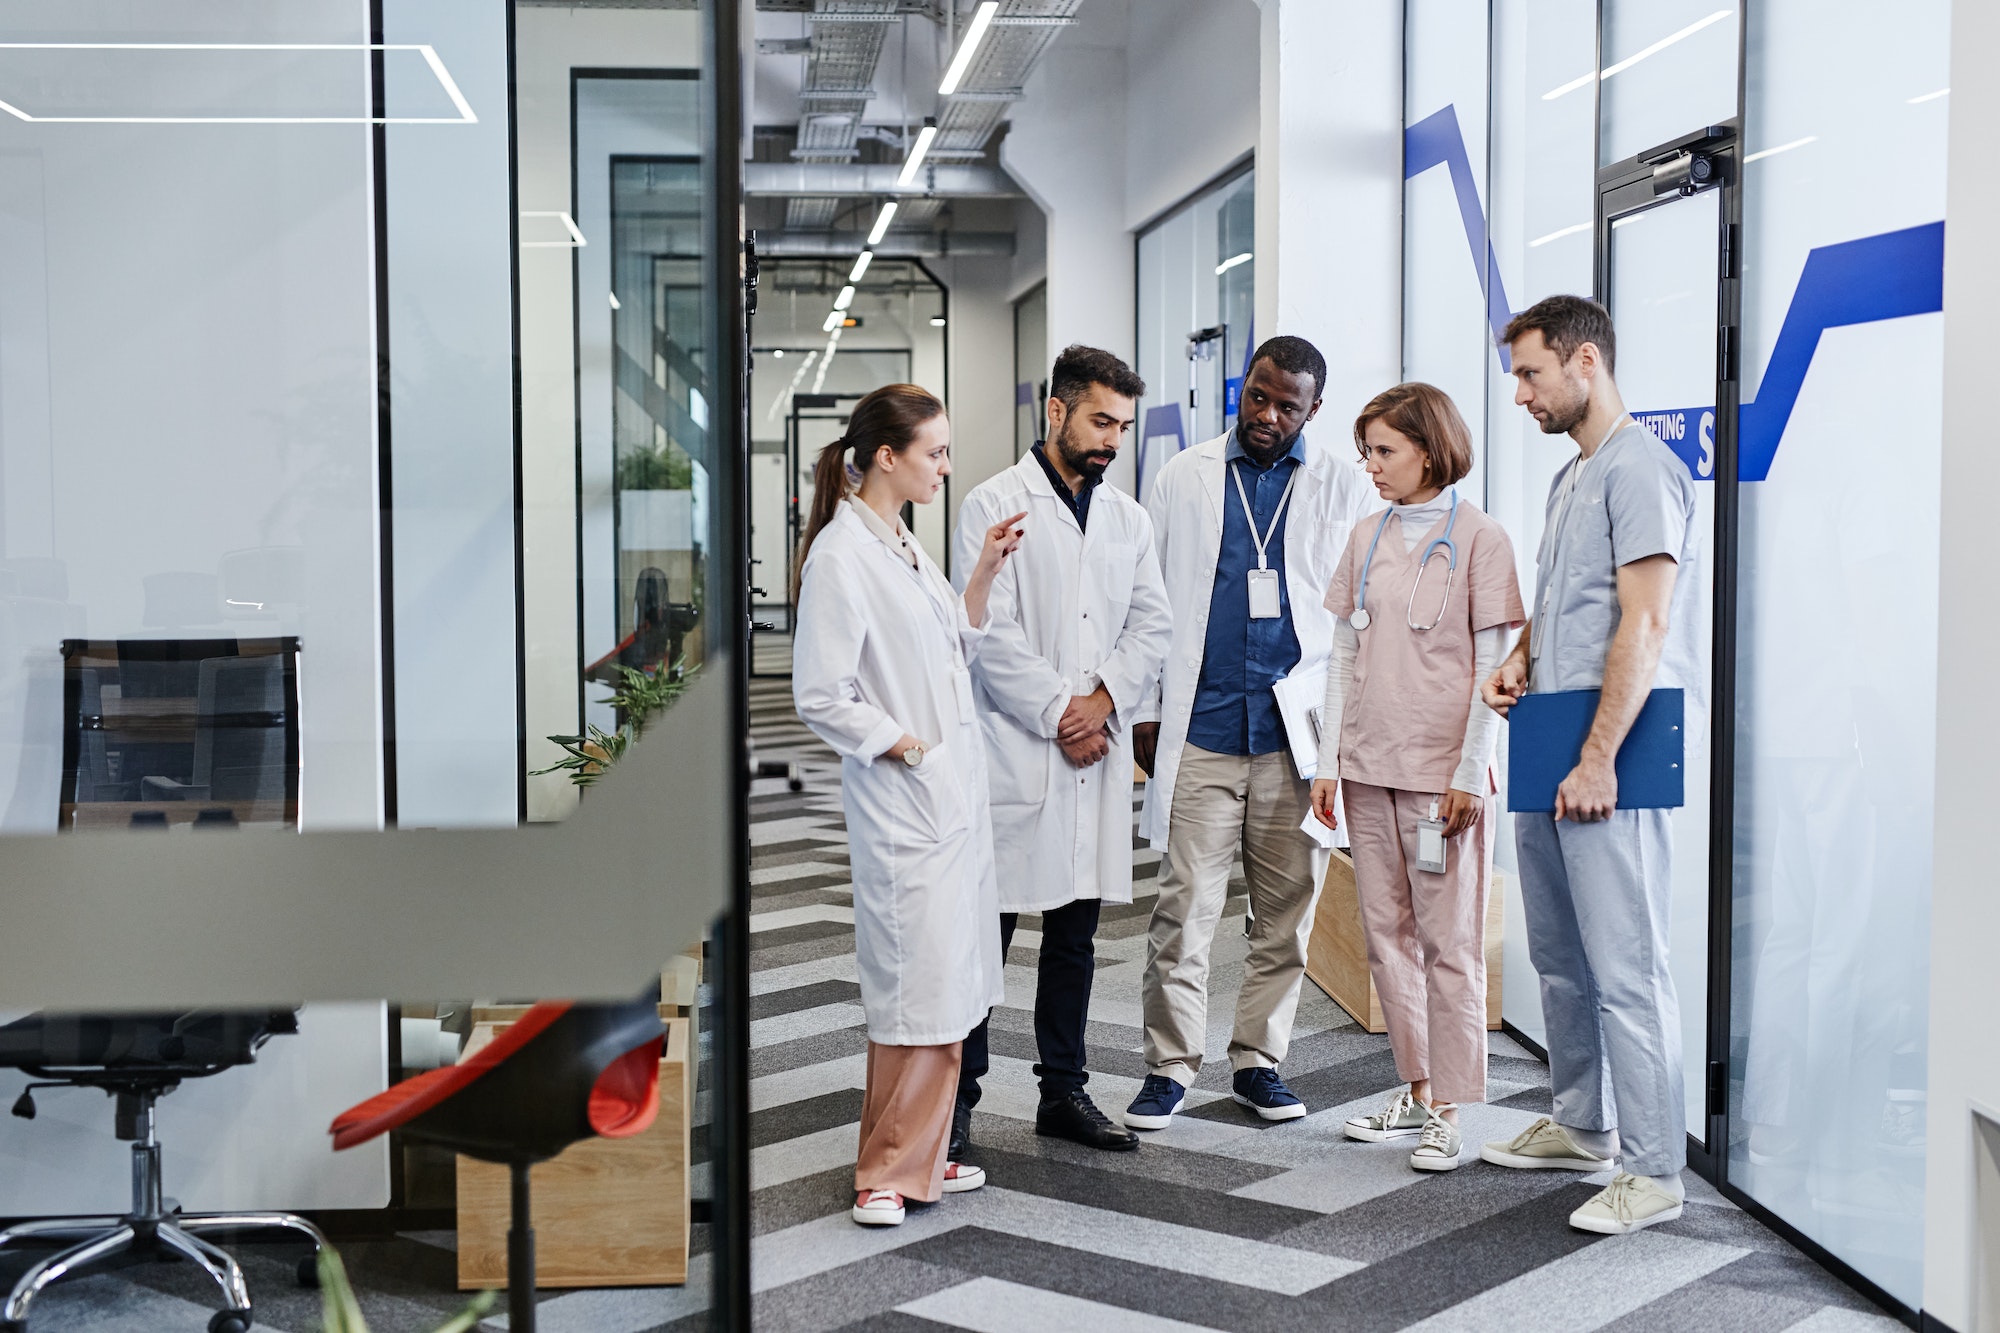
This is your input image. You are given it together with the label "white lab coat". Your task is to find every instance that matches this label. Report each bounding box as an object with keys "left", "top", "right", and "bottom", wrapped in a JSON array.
[
  {"left": 792, "top": 502, "right": 1004, "bottom": 1045},
  {"left": 953, "top": 454, "right": 1173, "bottom": 912},
  {"left": 1136, "top": 433, "right": 1378, "bottom": 849}
]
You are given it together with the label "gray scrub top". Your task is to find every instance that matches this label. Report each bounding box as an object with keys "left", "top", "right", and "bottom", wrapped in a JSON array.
[{"left": 1528, "top": 423, "right": 1704, "bottom": 722}]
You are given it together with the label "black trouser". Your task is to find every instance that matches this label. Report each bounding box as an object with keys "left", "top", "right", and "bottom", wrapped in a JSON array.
[{"left": 958, "top": 897, "right": 1102, "bottom": 1109}]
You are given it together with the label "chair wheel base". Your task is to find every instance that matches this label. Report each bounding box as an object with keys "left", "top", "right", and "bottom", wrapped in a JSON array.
[
  {"left": 208, "top": 1310, "right": 252, "bottom": 1333},
  {"left": 296, "top": 1253, "right": 321, "bottom": 1288}
]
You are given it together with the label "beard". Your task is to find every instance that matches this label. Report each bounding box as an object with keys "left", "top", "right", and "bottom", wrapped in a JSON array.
[
  {"left": 1533, "top": 378, "right": 1591, "bottom": 435},
  {"left": 1053, "top": 418, "right": 1115, "bottom": 481},
  {"left": 1236, "top": 416, "right": 1302, "bottom": 461}
]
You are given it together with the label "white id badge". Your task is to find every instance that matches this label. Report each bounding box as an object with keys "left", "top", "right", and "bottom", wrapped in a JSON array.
[
  {"left": 1415, "top": 798, "right": 1448, "bottom": 874},
  {"left": 1247, "top": 567, "right": 1282, "bottom": 619}
]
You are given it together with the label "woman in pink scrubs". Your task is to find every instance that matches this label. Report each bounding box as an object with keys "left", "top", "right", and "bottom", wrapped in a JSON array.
[{"left": 1309, "top": 382, "right": 1525, "bottom": 1173}]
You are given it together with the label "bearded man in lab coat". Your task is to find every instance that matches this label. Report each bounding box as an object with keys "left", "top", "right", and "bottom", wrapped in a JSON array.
[
  {"left": 949, "top": 345, "right": 1173, "bottom": 1154},
  {"left": 1126, "top": 335, "right": 1376, "bottom": 1130}
]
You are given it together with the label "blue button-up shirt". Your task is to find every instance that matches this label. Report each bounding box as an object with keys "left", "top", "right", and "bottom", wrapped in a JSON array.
[{"left": 1187, "top": 432, "right": 1306, "bottom": 756}]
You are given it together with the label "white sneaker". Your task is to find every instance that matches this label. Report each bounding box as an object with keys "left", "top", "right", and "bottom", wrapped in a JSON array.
[
  {"left": 1410, "top": 1111, "right": 1462, "bottom": 1172},
  {"left": 852, "top": 1189, "right": 905, "bottom": 1226},
  {"left": 1480, "top": 1116, "right": 1617, "bottom": 1171},
  {"left": 1345, "top": 1089, "right": 1429, "bottom": 1142},
  {"left": 940, "top": 1161, "right": 985, "bottom": 1194},
  {"left": 1569, "top": 1172, "right": 1684, "bottom": 1234}
]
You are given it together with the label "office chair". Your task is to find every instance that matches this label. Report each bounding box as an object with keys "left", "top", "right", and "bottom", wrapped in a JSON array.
[
  {"left": 329, "top": 995, "right": 666, "bottom": 1333},
  {"left": 0, "top": 1010, "right": 326, "bottom": 1333}
]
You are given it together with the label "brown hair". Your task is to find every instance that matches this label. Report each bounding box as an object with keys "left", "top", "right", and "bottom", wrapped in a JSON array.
[
  {"left": 1500, "top": 294, "right": 1617, "bottom": 375},
  {"left": 794, "top": 382, "right": 946, "bottom": 592},
  {"left": 1353, "top": 382, "right": 1475, "bottom": 487}
]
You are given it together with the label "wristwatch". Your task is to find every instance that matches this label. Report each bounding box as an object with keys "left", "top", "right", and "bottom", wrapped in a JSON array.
[{"left": 901, "top": 743, "right": 926, "bottom": 768}]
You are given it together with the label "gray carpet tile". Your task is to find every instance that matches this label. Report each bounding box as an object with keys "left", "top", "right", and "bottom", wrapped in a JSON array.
[
  {"left": 826, "top": 1313, "right": 963, "bottom": 1333},
  {"left": 1264, "top": 1159, "right": 1587, "bottom": 1263},
  {"left": 890, "top": 1227, "right": 1310, "bottom": 1330},
  {"left": 1594, "top": 1277, "right": 1822, "bottom": 1333},
  {"left": 962, "top": 1112, "right": 1291, "bottom": 1195},
  {"left": 746, "top": 1255, "right": 968, "bottom": 1333},
  {"left": 752, "top": 979, "right": 866, "bottom": 1022},
  {"left": 749, "top": 1023, "right": 872, "bottom": 1081},
  {"left": 948, "top": 1144, "right": 1323, "bottom": 1240}
]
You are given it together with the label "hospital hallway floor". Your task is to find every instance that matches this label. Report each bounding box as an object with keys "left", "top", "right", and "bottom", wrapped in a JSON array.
[
  {"left": 0, "top": 672, "right": 1911, "bottom": 1332},
  {"left": 715, "top": 675, "right": 1902, "bottom": 1333}
]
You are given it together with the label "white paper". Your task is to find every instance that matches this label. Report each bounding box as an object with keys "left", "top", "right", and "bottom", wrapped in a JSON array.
[
  {"left": 1272, "top": 662, "right": 1328, "bottom": 780},
  {"left": 1299, "top": 808, "right": 1342, "bottom": 850}
]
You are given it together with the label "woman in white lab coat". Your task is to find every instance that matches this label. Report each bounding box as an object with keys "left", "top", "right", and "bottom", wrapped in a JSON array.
[{"left": 791, "top": 382, "right": 1025, "bottom": 1228}]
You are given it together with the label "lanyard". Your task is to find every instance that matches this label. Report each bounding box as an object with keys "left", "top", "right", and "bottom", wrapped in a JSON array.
[{"left": 1229, "top": 459, "right": 1298, "bottom": 571}]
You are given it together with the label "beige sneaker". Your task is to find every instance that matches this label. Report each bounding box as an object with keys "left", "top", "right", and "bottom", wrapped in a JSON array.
[
  {"left": 1569, "top": 1171, "right": 1684, "bottom": 1234},
  {"left": 1345, "top": 1089, "right": 1429, "bottom": 1142},
  {"left": 1410, "top": 1112, "right": 1462, "bottom": 1172},
  {"left": 1480, "top": 1116, "right": 1617, "bottom": 1171}
]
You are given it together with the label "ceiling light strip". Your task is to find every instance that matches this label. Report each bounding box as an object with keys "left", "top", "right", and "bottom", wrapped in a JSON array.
[{"left": 938, "top": 2, "right": 1001, "bottom": 97}]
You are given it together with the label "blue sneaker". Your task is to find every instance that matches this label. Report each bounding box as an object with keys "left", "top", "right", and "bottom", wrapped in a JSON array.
[
  {"left": 1124, "top": 1074, "right": 1185, "bottom": 1130},
  {"left": 1233, "top": 1067, "right": 1307, "bottom": 1122}
]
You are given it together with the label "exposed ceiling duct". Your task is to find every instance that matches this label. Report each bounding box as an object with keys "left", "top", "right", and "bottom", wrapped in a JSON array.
[
  {"left": 744, "top": 161, "right": 1022, "bottom": 198},
  {"left": 933, "top": 0, "right": 1080, "bottom": 158},
  {"left": 783, "top": 197, "right": 845, "bottom": 229},
  {"left": 758, "top": 229, "right": 1013, "bottom": 257},
  {"left": 793, "top": 0, "right": 900, "bottom": 164}
]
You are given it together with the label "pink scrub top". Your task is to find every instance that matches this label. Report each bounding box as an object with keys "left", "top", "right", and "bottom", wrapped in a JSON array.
[{"left": 1324, "top": 498, "right": 1526, "bottom": 794}]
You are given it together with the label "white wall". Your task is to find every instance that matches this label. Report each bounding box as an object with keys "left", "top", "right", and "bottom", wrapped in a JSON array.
[
  {"left": 1002, "top": 0, "right": 1134, "bottom": 365},
  {"left": 1254, "top": 0, "right": 1402, "bottom": 434},
  {"left": 936, "top": 253, "right": 1017, "bottom": 556},
  {"left": 515, "top": 5, "right": 702, "bottom": 821},
  {"left": 1927, "top": 0, "right": 1998, "bottom": 1321}
]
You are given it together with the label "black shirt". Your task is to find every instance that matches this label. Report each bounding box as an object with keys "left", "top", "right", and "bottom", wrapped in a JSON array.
[{"left": 1032, "top": 442, "right": 1097, "bottom": 533}]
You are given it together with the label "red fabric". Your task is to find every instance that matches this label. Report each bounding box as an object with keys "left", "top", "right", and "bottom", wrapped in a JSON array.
[
  {"left": 328, "top": 1001, "right": 572, "bottom": 1151},
  {"left": 587, "top": 1037, "right": 664, "bottom": 1138}
]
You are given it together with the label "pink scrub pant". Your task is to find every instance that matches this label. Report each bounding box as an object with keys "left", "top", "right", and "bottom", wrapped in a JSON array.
[{"left": 1342, "top": 780, "right": 1490, "bottom": 1106}]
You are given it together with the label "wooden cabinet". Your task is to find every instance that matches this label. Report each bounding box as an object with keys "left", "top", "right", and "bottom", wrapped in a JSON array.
[
  {"left": 1304, "top": 849, "right": 1507, "bottom": 1033},
  {"left": 454, "top": 1014, "right": 691, "bottom": 1290}
]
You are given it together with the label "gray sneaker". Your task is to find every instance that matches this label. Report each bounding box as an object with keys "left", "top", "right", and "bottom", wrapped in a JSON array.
[
  {"left": 1410, "top": 1112, "right": 1462, "bottom": 1172},
  {"left": 1344, "top": 1089, "right": 1429, "bottom": 1142},
  {"left": 1480, "top": 1116, "right": 1617, "bottom": 1171}
]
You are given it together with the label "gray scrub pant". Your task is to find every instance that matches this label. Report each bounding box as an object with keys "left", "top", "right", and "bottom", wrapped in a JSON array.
[{"left": 1514, "top": 808, "right": 1686, "bottom": 1177}]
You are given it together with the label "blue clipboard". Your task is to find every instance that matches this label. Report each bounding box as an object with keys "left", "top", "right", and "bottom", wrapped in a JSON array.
[{"left": 1506, "top": 688, "right": 1685, "bottom": 812}]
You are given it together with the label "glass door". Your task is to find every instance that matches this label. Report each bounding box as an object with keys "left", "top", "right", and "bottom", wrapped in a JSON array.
[{"left": 1594, "top": 124, "right": 1740, "bottom": 1176}]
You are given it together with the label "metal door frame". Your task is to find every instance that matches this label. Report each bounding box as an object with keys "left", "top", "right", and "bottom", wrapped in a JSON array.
[{"left": 1592, "top": 118, "right": 1742, "bottom": 1188}]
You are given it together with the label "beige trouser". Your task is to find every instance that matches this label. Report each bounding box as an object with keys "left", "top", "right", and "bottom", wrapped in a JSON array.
[
  {"left": 855, "top": 1040, "right": 960, "bottom": 1201},
  {"left": 1142, "top": 745, "right": 1321, "bottom": 1086}
]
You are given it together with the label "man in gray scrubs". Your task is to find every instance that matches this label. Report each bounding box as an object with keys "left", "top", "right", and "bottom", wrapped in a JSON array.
[{"left": 1478, "top": 295, "right": 1703, "bottom": 1235}]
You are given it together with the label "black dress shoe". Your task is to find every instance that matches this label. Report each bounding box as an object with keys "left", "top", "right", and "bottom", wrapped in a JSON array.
[
  {"left": 1035, "top": 1089, "right": 1139, "bottom": 1151},
  {"left": 949, "top": 1099, "right": 972, "bottom": 1160}
]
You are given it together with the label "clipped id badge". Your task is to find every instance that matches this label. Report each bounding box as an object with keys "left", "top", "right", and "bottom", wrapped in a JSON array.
[
  {"left": 1247, "top": 567, "right": 1282, "bottom": 619},
  {"left": 1415, "top": 797, "right": 1448, "bottom": 874}
]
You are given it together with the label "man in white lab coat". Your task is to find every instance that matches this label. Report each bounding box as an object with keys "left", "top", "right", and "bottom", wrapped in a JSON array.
[
  {"left": 1126, "top": 336, "right": 1376, "bottom": 1130},
  {"left": 950, "top": 346, "right": 1173, "bottom": 1153}
]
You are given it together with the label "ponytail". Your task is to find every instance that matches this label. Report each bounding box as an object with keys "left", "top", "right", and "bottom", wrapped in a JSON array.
[{"left": 793, "top": 383, "right": 945, "bottom": 596}]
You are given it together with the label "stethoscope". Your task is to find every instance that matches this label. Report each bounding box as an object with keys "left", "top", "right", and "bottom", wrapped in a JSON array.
[{"left": 1350, "top": 489, "right": 1458, "bottom": 633}]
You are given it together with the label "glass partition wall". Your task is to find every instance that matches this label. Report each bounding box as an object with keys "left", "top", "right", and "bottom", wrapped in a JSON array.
[
  {"left": 1409, "top": 0, "right": 1946, "bottom": 1315},
  {"left": 1133, "top": 165, "right": 1254, "bottom": 502},
  {"left": 0, "top": 0, "right": 751, "bottom": 1324}
]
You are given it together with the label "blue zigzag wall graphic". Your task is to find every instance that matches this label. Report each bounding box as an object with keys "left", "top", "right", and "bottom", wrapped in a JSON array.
[{"left": 1405, "top": 104, "right": 1945, "bottom": 482}]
